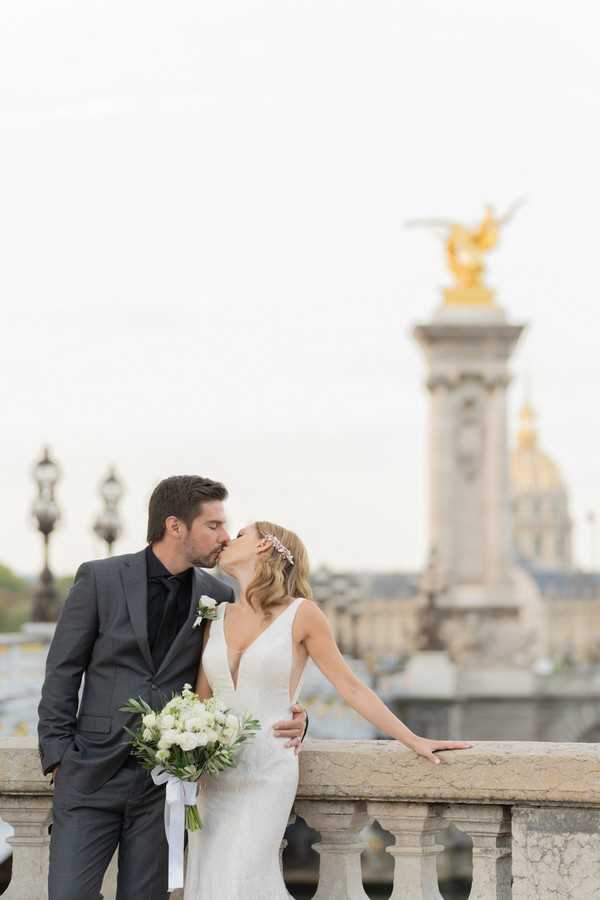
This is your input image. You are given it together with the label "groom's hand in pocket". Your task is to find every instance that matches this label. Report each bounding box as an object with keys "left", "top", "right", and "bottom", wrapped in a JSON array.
[{"left": 273, "top": 704, "right": 307, "bottom": 755}]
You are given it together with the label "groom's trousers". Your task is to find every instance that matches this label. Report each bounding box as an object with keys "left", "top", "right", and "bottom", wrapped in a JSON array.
[{"left": 48, "top": 757, "right": 169, "bottom": 900}]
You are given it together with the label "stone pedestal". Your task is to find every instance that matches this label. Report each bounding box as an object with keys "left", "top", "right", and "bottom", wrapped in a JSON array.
[{"left": 512, "top": 806, "right": 600, "bottom": 899}]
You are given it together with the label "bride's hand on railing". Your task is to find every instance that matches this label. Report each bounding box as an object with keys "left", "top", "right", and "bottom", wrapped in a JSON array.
[{"left": 407, "top": 736, "right": 473, "bottom": 765}]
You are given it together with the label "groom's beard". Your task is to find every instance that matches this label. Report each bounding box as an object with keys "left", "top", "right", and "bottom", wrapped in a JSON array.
[{"left": 190, "top": 548, "right": 224, "bottom": 569}]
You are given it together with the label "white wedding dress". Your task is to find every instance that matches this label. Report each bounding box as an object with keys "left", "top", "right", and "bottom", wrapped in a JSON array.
[{"left": 183, "top": 597, "right": 308, "bottom": 900}]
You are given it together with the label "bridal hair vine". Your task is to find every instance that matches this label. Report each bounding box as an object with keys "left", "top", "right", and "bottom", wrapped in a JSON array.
[{"left": 264, "top": 532, "right": 295, "bottom": 566}]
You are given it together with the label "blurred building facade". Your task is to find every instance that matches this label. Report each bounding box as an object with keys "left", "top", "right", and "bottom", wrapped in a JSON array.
[{"left": 313, "top": 389, "right": 600, "bottom": 671}]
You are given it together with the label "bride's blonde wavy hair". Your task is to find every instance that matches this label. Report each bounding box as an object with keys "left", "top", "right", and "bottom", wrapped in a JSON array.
[{"left": 246, "top": 521, "right": 313, "bottom": 619}]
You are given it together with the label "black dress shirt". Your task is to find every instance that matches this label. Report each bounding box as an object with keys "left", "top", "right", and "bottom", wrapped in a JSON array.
[{"left": 145, "top": 545, "right": 194, "bottom": 670}]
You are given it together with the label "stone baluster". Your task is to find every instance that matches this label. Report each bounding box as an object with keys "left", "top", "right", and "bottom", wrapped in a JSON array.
[
  {"left": 0, "top": 798, "right": 52, "bottom": 900},
  {"left": 294, "top": 800, "right": 370, "bottom": 900},
  {"left": 445, "top": 804, "right": 511, "bottom": 900},
  {"left": 367, "top": 801, "right": 446, "bottom": 900}
]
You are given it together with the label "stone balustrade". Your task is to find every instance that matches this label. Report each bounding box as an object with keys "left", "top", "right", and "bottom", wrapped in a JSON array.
[{"left": 2, "top": 738, "right": 600, "bottom": 899}]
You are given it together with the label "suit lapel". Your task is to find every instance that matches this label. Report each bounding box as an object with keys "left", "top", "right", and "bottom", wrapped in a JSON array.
[
  {"left": 121, "top": 549, "right": 155, "bottom": 673},
  {"left": 155, "top": 567, "right": 207, "bottom": 676}
]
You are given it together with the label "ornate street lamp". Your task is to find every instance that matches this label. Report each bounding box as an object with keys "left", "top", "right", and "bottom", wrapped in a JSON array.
[
  {"left": 31, "top": 446, "right": 61, "bottom": 622},
  {"left": 93, "top": 466, "right": 124, "bottom": 556}
]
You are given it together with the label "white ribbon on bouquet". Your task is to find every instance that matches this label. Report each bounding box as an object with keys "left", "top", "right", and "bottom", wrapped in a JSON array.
[{"left": 151, "top": 766, "right": 199, "bottom": 891}]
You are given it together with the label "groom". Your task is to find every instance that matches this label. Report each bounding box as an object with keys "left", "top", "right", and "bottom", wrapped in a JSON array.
[{"left": 38, "top": 475, "right": 308, "bottom": 900}]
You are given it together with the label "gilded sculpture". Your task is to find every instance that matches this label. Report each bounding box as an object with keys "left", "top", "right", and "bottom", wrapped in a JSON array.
[{"left": 408, "top": 199, "right": 525, "bottom": 306}]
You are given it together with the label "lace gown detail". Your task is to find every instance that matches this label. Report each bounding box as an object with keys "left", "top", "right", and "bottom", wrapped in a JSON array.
[{"left": 183, "top": 598, "right": 307, "bottom": 900}]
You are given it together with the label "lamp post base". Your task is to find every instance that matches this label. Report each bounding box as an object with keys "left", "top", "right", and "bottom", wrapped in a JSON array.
[{"left": 31, "top": 568, "right": 60, "bottom": 624}]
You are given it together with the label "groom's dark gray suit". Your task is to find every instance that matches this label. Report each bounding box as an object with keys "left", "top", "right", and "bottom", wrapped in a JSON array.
[{"left": 38, "top": 548, "right": 233, "bottom": 900}]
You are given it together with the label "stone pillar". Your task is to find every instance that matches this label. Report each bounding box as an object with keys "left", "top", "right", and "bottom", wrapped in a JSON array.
[
  {"left": 428, "top": 376, "right": 455, "bottom": 579},
  {"left": 413, "top": 306, "right": 525, "bottom": 611},
  {"left": 445, "top": 804, "right": 511, "bottom": 900},
  {"left": 367, "top": 801, "right": 445, "bottom": 900},
  {"left": 0, "top": 797, "right": 52, "bottom": 900},
  {"left": 512, "top": 806, "right": 600, "bottom": 899},
  {"left": 484, "top": 377, "right": 512, "bottom": 586},
  {"left": 294, "top": 800, "right": 370, "bottom": 900}
]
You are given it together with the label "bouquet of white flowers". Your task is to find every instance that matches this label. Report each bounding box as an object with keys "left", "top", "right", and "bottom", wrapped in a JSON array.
[{"left": 120, "top": 684, "right": 260, "bottom": 891}]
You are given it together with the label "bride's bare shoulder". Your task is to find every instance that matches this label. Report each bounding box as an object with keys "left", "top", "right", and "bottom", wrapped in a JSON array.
[{"left": 294, "top": 598, "right": 330, "bottom": 632}]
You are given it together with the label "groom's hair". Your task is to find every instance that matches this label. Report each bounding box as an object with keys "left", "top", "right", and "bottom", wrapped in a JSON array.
[{"left": 147, "top": 475, "right": 228, "bottom": 543}]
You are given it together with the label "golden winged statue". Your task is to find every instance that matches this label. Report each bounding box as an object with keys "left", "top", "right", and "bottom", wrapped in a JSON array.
[{"left": 407, "top": 199, "right": 525, "bottom": 306}]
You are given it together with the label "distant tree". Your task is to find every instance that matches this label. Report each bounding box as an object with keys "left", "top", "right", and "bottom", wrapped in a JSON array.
[
  {"left": 56, "top": 574, "right": 75, "bottom": 602},
  {"left": 0, "top": 565, "right": 32, "bottom": 632},
  {"left": 0, "top": 563, "right": 28, "bottom": 593},
  {"left": 0, "top": 565, "right": 76, "bottom": 632}
]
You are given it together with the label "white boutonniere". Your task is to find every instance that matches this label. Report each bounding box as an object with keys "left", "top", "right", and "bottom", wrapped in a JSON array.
[{"left": 193, "top": 595, "right": 218, "bottom": 627}]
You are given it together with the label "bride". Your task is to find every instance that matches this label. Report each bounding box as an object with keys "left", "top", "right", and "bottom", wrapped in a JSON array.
[{"left": 183, "top": 521, "right": 472, "bottom": 899}]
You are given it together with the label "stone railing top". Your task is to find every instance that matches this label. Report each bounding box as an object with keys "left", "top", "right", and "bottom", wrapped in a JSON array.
[
  {"left": 297, "top": 739, "right": 600, "bottom": 807},
  {"left": 3, "top": 738, "right": 600, "bottom": 807}
]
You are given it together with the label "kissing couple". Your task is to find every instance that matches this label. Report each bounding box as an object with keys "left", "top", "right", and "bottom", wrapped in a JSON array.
[{"left": 38, "top": 474, "right": 471, "bottom": 899}]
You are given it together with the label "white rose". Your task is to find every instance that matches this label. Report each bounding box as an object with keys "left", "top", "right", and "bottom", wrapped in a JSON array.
[
  {"left": 142, "top": 713, "right": 157, "bottom": 729},
  {"left": 164, "top": 697, "right": 183, "bottom": 713},
  {"left": 158, "top": 714, "right": 175, "bottom": 731},
  {"left": 204, "top": 729, "right": 219, "bottom": 744},
  {"left": 158, "top": 729, "right": 180, "bottom": 750},
  {"left": 200, "top": 595, "right": 217, "bottom": 609},
  {"left": 176, "top": 732, "right": 204, "bottom": 752},
  {"left": 185, "top": 716, "right": 211, "bottom": 732},
  {"left": 156, "top": 749, "right": 170, "bottom": 762}
]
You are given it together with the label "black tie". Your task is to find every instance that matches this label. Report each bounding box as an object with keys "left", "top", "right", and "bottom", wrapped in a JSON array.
[{"left": 151, "top": 576, "right": 181, "bottom": 671}]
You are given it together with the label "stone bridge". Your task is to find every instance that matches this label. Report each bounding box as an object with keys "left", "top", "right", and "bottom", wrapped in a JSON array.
[{"left": 1, "top": 738, "right": 600, "bottom": 899}]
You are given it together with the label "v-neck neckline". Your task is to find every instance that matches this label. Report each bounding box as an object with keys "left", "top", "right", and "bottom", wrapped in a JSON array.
[{"left": 221, "top": 599, "right": 298, "bottom": 692}]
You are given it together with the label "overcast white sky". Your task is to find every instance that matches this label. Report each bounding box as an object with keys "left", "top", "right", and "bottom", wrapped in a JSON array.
[{"left": 1, "top": 0, "right": 599, "bottom": 576}]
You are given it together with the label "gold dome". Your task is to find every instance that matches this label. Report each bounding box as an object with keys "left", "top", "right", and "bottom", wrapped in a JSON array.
[{"left": 511, "top": 402, "right": 564, "bottom": 493}]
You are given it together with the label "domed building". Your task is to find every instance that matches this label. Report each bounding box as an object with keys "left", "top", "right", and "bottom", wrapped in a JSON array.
[{"left": 510, "top": 400, "right": 573, "bottom": 570}]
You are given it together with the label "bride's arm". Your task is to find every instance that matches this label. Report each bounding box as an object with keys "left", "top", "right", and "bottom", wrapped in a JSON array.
[
  {"left": 194, "top": 624, "right": 213, "bottom": 701},
  {"left": 297, "top": 600, "right": 472, "bottom": 765}
]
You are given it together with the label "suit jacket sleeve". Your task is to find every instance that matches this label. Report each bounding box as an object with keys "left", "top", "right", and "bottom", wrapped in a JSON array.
[
  {"left": 37, "top": 562, "right": 99, "bottom": 775},
  {"left": 302, "top": 712, "right": 309, "bottom": 741}
]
